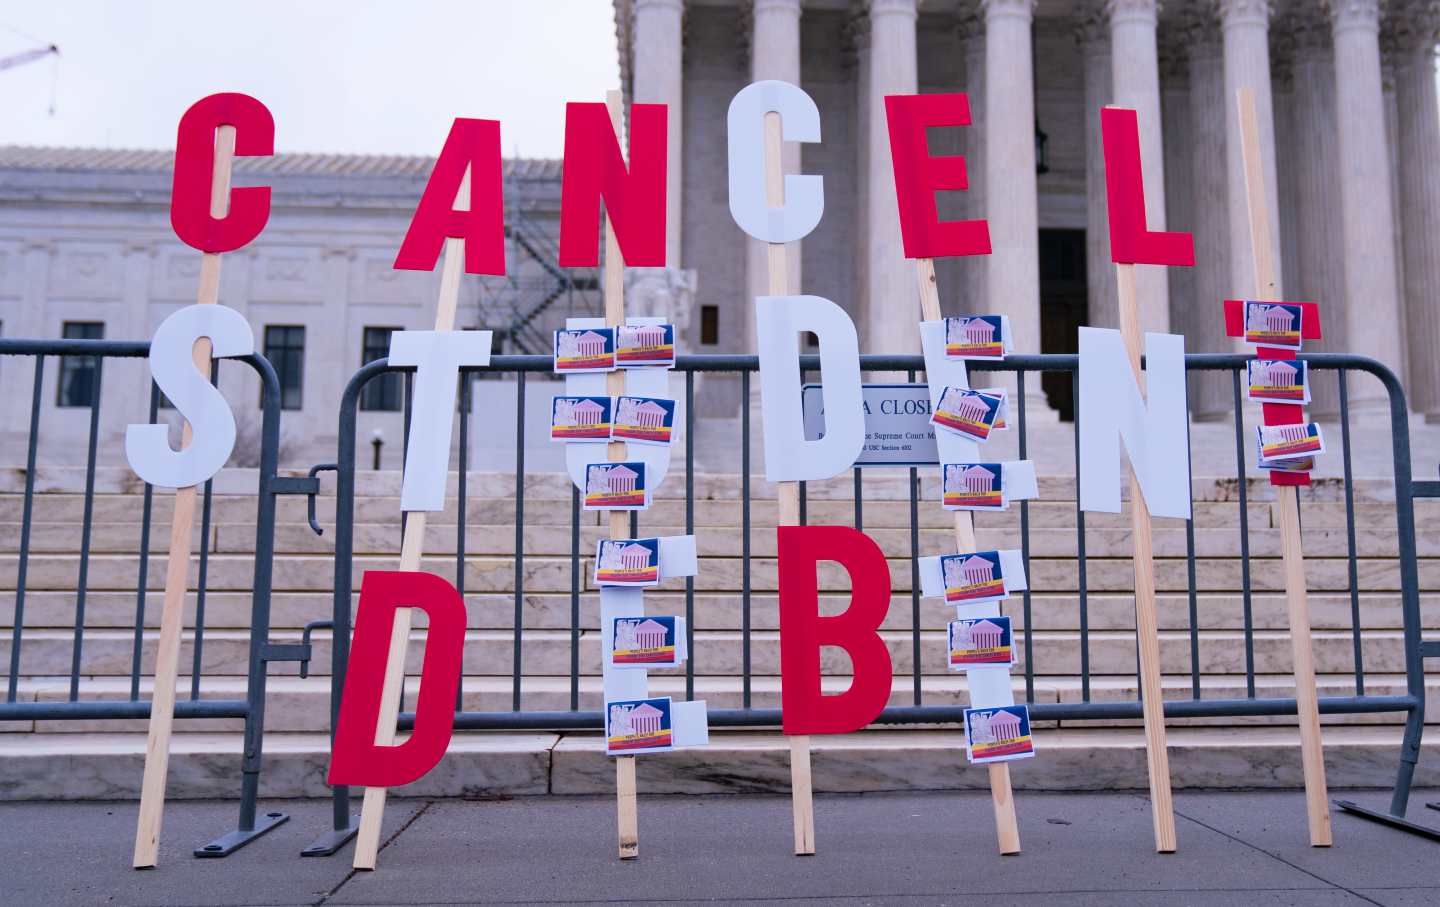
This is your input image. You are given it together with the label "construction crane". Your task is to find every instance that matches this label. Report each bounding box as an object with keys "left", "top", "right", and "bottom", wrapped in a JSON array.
[{"left": 0, "top": 42, "right": 57, "bottom": 73}]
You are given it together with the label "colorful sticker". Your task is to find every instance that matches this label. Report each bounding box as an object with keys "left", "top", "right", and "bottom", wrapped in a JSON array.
[
  {"left": 1247, "top": 359, "right": 1308, "bottom": 404},
  {"left": 965, "top": 705, "right": 1035, "bottom": 764},
  {"left": 949, "top": 615, "right": 1015, "bottom": 668},
  {"left": 1256, "top": 422, "right": 1324, "bottom": 462},
  {"left": 584, "top": 461, "right": 648, "bottom": 510},
  {"left": 944, "top": 315, "right": 1006, "bottom": 360},
  {"left": 940, "top": 550, "right": 1008, "bottom": 605},
  {"left": 550, "top": 395, "right": 613, "bottom": 442},
  {"left": 612, "top": 396, "right": 676, "bottom": 446},
  {"left": 973, "top": 386, "right": 1010, "bottom": 432},
  {"left": 610, "top": 615, "right": 679, "bottom": 667},
  {"left": 1255, "top": 433, "right": 1314, "bottom": 473},
  {"left": 606, "top": 696, "right": 674, "bottom": 755},
  {"left": 931, "top": 387, "right": 1004, "bottom": 442},
  {"left": 616, "top": 322, "right": 676, "bottom": 368},
  {"left": 942, "top": 462, "right": 1006, "bottom": 511},
  {"left": 1243, "top": 301, "right": 1303, "bottom": 350},
  {"left": 553, "top": 327, "right": 616, "bottom": 373},
  {"left": 594, "top": 537, "right": 660, "bottom": 587}
]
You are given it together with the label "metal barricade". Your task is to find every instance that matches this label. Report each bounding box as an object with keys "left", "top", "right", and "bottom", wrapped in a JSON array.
[{"left": 312, "top": 351, "right": 1431, "bottom": 847}]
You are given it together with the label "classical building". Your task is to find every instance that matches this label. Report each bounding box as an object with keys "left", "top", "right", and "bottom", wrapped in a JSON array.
[{"left": 615, "top": 0, "right": 1440, "bottom": 421}]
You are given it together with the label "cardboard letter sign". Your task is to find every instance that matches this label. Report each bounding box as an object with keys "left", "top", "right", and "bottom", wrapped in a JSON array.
[
  {"left": 883, "top": 93, "right": 990, "bottom": 259},
  {"left": 171, "top": 92, "right": 274, "bottom": 253},
  {"left": 777, "top": 525, "right": 893, "bottom": 735},
  {"left": 1101, "top": 107, "right": 1194, "bottom": 267},
  {"left": 559, "top": 101, "right": 667, "bottom": 266},
  {"left": 329, "top": 571, "right": 466, "bottom": 788},
  {"left": 125, "top": 304, "right": 254, "bottom": 489},
  {"left": 727, "top": 80, "right": 824, "bottom": 243},
  {"left": 393, "top": 118, "right": 506, "bottom": 275}
]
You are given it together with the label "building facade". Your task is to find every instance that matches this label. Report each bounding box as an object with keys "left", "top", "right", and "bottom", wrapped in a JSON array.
[{"left": 616, "top": 0, "right": 1440, "bottom": 421}]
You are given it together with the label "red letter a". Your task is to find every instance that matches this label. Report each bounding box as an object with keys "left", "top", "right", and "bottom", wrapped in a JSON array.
[
  {"left": 1101, "top": 106, "right": 1194, "bottom": 267},
  {"left": 777, "top": 526, "right": 893, "bottom": 735},
  {"left": 327, "top": 571, "right": 466, "bottom": 788},
  {"left": 558, "top": 101, "right": 667, "bottom": 267},
  {"left": 393, "top": 118, "right": 506, "bottom": 275}
]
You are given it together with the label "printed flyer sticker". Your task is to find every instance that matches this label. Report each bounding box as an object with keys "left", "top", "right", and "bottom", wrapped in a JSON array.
[
  {"left": 616, "top": 322, "right": 676, "bottom": 367},
  {"left": 965, "top": 704, "right": 1035, "bottom": 764},
  {"left": 931, "top": 387, "right": 1004, "bottom": 442},
  {"left": 610, "top": 615, "right": 679, "bottom": 667},
  {"left": 942, "top": 462, "right": 1006, "bottom": 511},
  {"left": 1243, "top": 301, "right": 1303, "bottom": 350},
  {"left": 612, "top": 396, "right": 676, "bottom": 446},
  {"left": 584, "top": 461, "right": 648, "bottom": 510},
  {"left": 940, "top": 550, "right": 1008, "bottom": 605},
  {"left": 1247, "top": 359, "right": 1309, "bottom": 404},
  {"left": 553, "top": 327, "right": 616, "bottom": 373},
  {"left": 594, "top": 537, "right": 660, "bottom": 587},
  {"left": 550, "top": 395, "right": 612, "bottom": 442},
  {"left": 1255, "top": 434, "right": 1314, "bottom": 473},
  {"left": 1256, "top": 422, "right": 1324, "bottom": 461},
  {"left": 606, "top": 696, "right": 674, "bottom": 755},
  {"left": 949, "top": 615, "right": 1015, "bottom": 668},
  {"left": 974, "top": 386, "right": 1009, "bottom": 432},
  {"left": 944, "top": 314, "right": 1006, "bottom": 360}
]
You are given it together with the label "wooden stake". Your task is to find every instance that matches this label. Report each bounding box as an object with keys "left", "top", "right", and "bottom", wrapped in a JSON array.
[
  {"left": 1236, "top": 87, "right": 1332, "bottom": 847},
  {"left": 761, "top": 110, "right": 815, "bottom": 857},
  {"left": 352, "top": 166, "right": 471, "bottom": 872},
  {"left": 912, "top": 260, "right": 1021, "bottom": 855},
  {"left": 133, "top": 125, "right": 236, "bottom": 870},
  {"left": 1115, "top": 261, "right": 1177, "bottom": 853}
]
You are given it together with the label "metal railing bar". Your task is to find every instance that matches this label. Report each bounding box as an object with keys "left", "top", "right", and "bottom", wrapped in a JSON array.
[
  {"left": 569, "top": 485, "right": 580, "bottom": 712},
  {"left": 685, "top": 370, "right": 696, "bottom": 702},
  {"left": 853, "top": 467, "right": 863, "bottom": 531},
  {"left": 1072, "top": 376, "right": 1090, "bottom": 702},
  {"left": 512, "top": 371, "right": 526, "bottom": 712},
  {"left": 741, "top": 370, "right": 752, "bottom": 710},
  {"left": 131, "top": 382, "right": 159, "bottom": 701},
  {"left": 69, "top": 356, "right": 104, "bottom": 702},
  {"left": 1184, "top": 382, "right": 1200, "bottom": 700},
  {"left": 1230, "top": 370, "right": 1257, "bottom": 698},
  {"left": 190, "top": 363, "right": 221, "bottom": 701},
  {"left": 1338, "top": 371, "right": 1365, "bottom": 694},
  {"left": 1017, "top": 369, "right": 1034, "bottom": 703},
  {"left": 456, "top": 374, "right": 470, "bottom": 711},
  {"left": 8, "top": 356, "right": 44, "bottom": 703}
]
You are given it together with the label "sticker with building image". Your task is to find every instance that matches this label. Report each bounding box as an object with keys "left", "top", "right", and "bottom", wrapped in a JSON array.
[
  {"left": 931, "top": 387, "right": 1004, "bottom": 442},
  {"left": 942, "top": 462, "right": 1007, "bottom": 511},
  {"left": 609, "top": 615, "right": 680, "bottom": 667},
  {"left": 583, "top": 461, "right": 648, "bottom": 510},
  {"left": 1254, "top": 434, "right": 1315, "bottom": 473},
  {"left": 594, "top": 537, "right": 660, "bottom": 587},
  {"left": 1247, "top": 359, "right": 1309, "bottom": 404},
  {"left": 550, "top": 395, "right": 613, "bottom": 442},
  {"left": 948, "top": 615, "right": 1015, "bottom": 669},
  {"left": 964, "top": 704, "right": 1035, "bottom": 764},
  {"left": 553, "top": 327, "right": 616, "bottom": 373},
  {"left": 1242, "top": 301, "right": 1304, "bottom": 350},
  {"left": 944, "top": 314, "right": 1006, "bottom": 360},
  {"left": 615, "top": 322, "right": 675, "bottom": 368},
  {"left": 1256, "top": 422, "right": 1324, "bottom": 462},
  {"left": 611, "top": 396, "right": 676, "bottom": 446},
  {"left": 940, "top": 550, "right": 1008, "bottom": 605},
  {"left": 606, "top": 696, "right": 674, "bottom": 755}
]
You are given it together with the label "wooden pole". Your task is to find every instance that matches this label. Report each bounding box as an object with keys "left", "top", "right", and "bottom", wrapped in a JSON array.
[
  {"left": 352, "top": 167, "right": 471, "bottom": 872},
  {"left": 1236, "top": 87, "right": 1332, "bottom": 847},
  {"left": 912, "top": 260, "right": 1021, "bottom": 855},
  {"left": 599, "top": 89, "right": 643, "bottom": 862},
  {"left": 132, "top": 125, "right": 237, "bottom": 869},
  {"left": 1113, "top": 261, "right": 1177, "bottom": 853},
  {"left": 760, "top": 109, "right": 815, "bottom": 857}
]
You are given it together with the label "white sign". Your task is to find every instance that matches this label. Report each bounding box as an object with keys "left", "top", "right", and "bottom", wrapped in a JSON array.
[{"left": 802, "top": 383, "right": 938, "bottom": 467}]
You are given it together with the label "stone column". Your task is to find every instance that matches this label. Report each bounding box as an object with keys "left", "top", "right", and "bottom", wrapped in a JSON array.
[
  {"left": 632, "top": 0, "right": 686, "bottom": 268},
  {"left": 864, "top": 0, "right": 918, "bottom": 355},
  {"left": 1289, "top": 16, "right": 1347, "bottom": 417},
  {"left": 1391, "top": 4, "right": 1440, "bottom": 419},
  {"left": 982, "top": 0, "right": 1048, "bottom": 419},
  {"left": 1186, "top": 12, "right": 1237, "bottom": 419},
  {"left": 1218, "top": 0, "right": 1283, "bottom": 299},
  {"left": 1326, "top": 0, "right": 1405, "bottom": 409},
  {"left": 957, "top": 12, "right": 988, "bottom": 311},
  {"left": 1076, "top": 1, "right": 1116, "bottom": 328},
  {"left": 1107, "top": 0, "right": 1170, "bottom": 334},
  {"left": 1160, "top": 32, "right": 1195, "bottom": 330}
]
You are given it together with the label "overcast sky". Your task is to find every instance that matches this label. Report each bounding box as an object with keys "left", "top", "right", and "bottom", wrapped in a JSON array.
[{"left": 0, "top": 1, "right": 620, "bottom": 159}]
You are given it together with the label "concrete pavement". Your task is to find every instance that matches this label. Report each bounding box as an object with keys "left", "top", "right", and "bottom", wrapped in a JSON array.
[{"left": 2, "top": 790, "right": 1438, "bottom": 905}]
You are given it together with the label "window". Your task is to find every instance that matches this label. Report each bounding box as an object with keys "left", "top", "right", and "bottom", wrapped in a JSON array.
[
  {"left": 700, "top": 305, "right": 719, "bottom": 346},
  {"left": 360, "top": 326, "right": 401, "bottom": 412},
  {"left": 263, "top": 325, "right": 305, "bottom": 410},
  {"left": 58, "top": 321, "right": 104, "bottom": 407}
]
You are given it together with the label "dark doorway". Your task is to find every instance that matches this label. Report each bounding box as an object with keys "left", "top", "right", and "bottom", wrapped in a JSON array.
[{"left": 1038, "top": 229, "right": 1088, "bottom": 421}]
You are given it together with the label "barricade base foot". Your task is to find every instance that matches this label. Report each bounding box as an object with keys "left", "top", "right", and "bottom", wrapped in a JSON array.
[
  {"left": 1335, "top": 799, "right": 1440, "bottom": 843},
  {"left": 301, "top": 822, "right": 359, "bottom": 857},
  {"left": 193, "top": 811, "right": 289, "bottom": 858}
]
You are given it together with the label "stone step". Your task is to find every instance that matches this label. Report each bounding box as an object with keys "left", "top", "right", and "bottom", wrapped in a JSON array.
[
  {"left": 7, "top": 673, "right": 1433, "bottom": 736},
  {"left": 0, "top": 627, "right": 1407, "bottom": 679},
  {"left": 3, "top": 552, "right": 1430, "bottom": 594},
  {"left": 5, "top": 589, "right": 1431, "bottom": 633},
  {"left": 1, "top": 724, "right": 1434, "bottom": 799}
]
